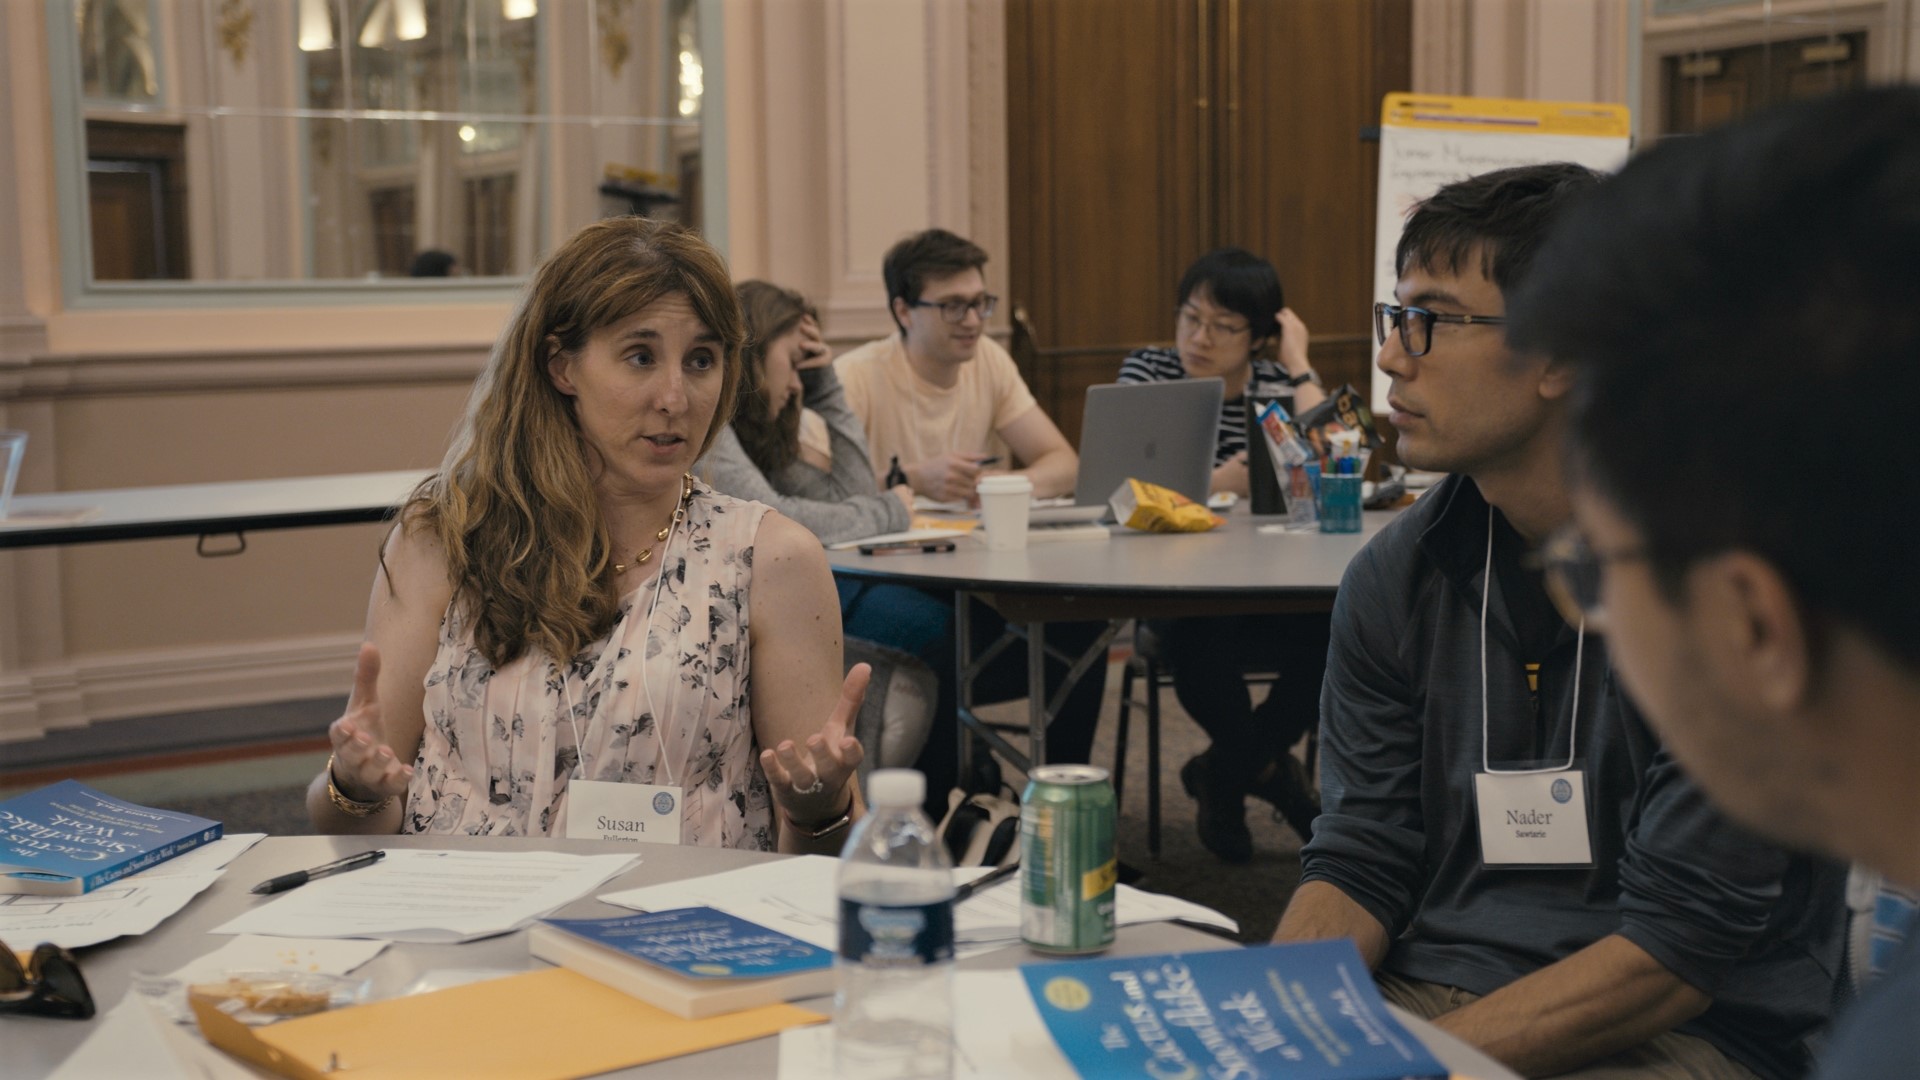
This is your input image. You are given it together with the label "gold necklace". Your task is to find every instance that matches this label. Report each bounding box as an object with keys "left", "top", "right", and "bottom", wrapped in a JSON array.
[{"left": 613, "top": 474, "right": 694, "bottom": 574}]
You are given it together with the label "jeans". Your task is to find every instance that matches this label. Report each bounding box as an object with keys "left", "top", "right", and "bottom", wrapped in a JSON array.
[{"left": 1147, "top": 612, "right": 1331, "bottom": 795}]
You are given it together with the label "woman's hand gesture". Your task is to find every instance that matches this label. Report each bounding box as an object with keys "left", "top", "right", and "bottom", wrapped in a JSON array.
[
  {"left": 761, "top": 662, "right": 870, "bottom": 826},
  {"left": 326, "top": 643, "right": 415, "bottom": 804}
]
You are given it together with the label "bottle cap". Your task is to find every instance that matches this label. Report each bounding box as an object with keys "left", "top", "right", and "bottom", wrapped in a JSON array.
[{"left": 866, "top": 769, "right": 926, "bottom": 807}]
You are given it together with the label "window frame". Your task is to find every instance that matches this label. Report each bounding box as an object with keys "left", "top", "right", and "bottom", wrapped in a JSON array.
[{"left": 43, "top": 0, "right": 730, "bottom": 311}]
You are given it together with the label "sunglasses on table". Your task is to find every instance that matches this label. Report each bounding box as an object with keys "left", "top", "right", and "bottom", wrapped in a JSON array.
[{"left": 1, "top": 940, "right": 95, "bottom": 1020}]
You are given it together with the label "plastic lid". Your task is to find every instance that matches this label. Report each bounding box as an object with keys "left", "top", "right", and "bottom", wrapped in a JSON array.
[
  {"left": 866, "top": 769, "right": 926, "bottom": 807},
  {"left": 976, "top": 474, "right": 1033, "bottom": 495}
]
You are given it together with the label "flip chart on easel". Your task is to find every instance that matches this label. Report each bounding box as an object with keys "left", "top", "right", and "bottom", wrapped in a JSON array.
[{"left": 1372, "top": 93, "right": 1632, "bottom": 412}]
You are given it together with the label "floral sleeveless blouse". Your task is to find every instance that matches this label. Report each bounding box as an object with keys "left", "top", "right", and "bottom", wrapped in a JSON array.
[{"left": 401, "top": 483, "right": 775, "bottom": 849}]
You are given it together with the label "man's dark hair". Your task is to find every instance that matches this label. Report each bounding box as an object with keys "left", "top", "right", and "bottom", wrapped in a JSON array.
[
  {"left": 882, "top": 228, "right": 988, "bottom": 334},
  {"left": 1396, "top": 163, "right": 1604, "bottom": 298},
  {"left": 1508, "top": 87, "right": 1920, "bottom": 669},
  {"left": 1177, "top": 248, "right": 1283, "bottom": 344}
]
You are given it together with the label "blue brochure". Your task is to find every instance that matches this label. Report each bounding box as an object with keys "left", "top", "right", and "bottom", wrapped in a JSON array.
[
  {"left": 537, "top": 906, "right": 832, "bottom": 980},
  {"left": 0, "top": 779, "right": 223, "bottom": 895},
  {"left": 1020, "top": 940, "right": 1448, "bottom": 1080}
]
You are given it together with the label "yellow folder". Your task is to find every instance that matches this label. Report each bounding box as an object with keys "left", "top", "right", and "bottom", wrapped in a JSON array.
[{"left": 193, "top": 967, "right": 824, "bottom": 1080}]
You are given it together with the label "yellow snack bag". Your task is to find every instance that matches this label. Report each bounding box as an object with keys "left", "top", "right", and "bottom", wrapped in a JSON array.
[{"left": 1108, "top": 478, "right": 1222, "bottom": 533}]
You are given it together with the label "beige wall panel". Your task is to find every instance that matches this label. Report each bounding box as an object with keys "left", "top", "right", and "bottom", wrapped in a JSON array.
[{"left": 46, "top": 382, "right": 466, "bottom": 653}]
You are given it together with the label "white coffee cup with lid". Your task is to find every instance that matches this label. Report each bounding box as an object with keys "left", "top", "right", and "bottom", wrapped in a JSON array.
[{"left": 976, "top": 473, "right": 1033, "bottom": 551}]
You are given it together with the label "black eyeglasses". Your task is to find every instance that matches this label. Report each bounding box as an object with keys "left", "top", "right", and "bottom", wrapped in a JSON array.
[
  {"left": 1535, "top": 526, "right": 1647, "bottom": 629},
  {"left": 0, "top": 940, "right": 95, "bottom": 1020},
  {"left": 1373, "top": 302, "right": 1508, "bottom": 358},
  {"left": 909, "top": 294, "right": 998, "bottom": 324}
]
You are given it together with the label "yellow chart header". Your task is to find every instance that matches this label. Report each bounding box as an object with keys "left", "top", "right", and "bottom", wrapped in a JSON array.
[{"left": 1382, "top": 93, "right": 1631, "bottom": 138}]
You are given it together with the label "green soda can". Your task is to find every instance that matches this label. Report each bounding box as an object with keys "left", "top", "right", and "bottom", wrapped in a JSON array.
[{"left": 1020, "top": 764, "right": 1117, "bottom": 954}]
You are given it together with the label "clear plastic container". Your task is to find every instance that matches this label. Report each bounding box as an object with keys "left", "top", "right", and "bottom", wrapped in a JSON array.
[{"left": 834, "top": 769, "right": 955, "bottom": 1080}]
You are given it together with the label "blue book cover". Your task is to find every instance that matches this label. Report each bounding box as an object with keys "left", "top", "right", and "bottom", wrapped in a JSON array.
[
  {"left": 1020, "top": 940, "right": 1449, "bottom": 1080},
  {"left": 538, "top": 907, "right": 832, "bottom": 980},
  {"left": 0, "top": 779, "right": 224, "bottom": 895}
]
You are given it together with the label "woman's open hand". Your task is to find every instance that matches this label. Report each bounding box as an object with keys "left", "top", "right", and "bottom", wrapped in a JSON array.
[
  {"left": 326, "top": 643, "right": 414, "bottom": 804},
  {"left": 761, "top": 662, "right": 869, "bottom": 825}
]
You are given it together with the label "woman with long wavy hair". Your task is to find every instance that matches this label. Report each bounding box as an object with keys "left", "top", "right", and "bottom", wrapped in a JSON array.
[
  {"left": 698, "top": 280, "right": 913, "bottom": 545},
  {"left": 307, "top": 218, "right": 868, "bottom": 853}
]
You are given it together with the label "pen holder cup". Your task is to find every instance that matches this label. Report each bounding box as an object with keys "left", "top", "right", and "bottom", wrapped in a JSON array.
[{"left": 1317, "top": 475, "right": 1363, "bottom": 534}]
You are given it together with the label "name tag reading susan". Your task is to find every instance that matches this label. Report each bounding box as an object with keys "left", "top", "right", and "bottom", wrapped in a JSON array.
[
  {"left": 565, "top": 779, "right": 684, "bottom": 845},
  {"left": 1473, "top": 770, "right": 1594, "bottom": 867}
]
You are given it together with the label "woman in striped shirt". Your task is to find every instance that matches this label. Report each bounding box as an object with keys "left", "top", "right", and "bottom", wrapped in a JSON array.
[
  {"left": 1117, "top": 247, "right": 1325, "bottom": 496},
  {"left": 1115, "top": 248, "right": 1331, "bottom": 864}
]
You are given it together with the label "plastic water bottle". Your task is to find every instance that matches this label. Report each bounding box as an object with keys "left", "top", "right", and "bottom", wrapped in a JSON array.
[{"left": 834, "top": 769, "right": 955, "bottom": 1079}]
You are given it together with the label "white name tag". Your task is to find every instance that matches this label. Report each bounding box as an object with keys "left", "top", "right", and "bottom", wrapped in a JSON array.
[
  {"left": 1473, "top": 769, "right": 1594, "bottom": 866},
  {"left": 565, "top": 779, "right": 684, "bottom": 845}
]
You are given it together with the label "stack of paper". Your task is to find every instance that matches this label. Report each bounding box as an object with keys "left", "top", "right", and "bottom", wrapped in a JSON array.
[
  {"left": 597, "top": 855, "right": 1237, "bottom": 957},
  {"left": 213, "top": 849, "right": 640, "bottom": 943}
]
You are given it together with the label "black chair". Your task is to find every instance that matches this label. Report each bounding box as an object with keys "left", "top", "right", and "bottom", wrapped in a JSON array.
[{"left": 1113, "top": 621, "right": 1316, "bottom": 859}]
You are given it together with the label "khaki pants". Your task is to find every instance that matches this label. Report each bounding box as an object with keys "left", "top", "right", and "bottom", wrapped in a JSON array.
[{"left": 1376, "top": 973, "right": 1762, "bottom": 1080}]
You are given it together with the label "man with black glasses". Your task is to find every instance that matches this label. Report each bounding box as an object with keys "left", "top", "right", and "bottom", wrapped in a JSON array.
[
  {"left": 1273, "top": 164, "right": 1842, "bottom": 1079},
  {"left": 1508, "top": 88, "right": 1920, "bottom": 1079},
  {"left": 834, "top": 228, "right": 1104, "bottom": 808},
  {"left": 836, "top": 228, "right": 1078, "bottom": 503}
]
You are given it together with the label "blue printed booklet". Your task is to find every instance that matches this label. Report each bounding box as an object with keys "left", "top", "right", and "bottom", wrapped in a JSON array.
[
  {"left": 1020, "top": 940, "right": 1449, "bottom": 1080},
  {"left": 529, "top": 906, "right": 835, "bottom": 1019},
  {"left": 0, "top": 779, "right": 224, "bottom": 896}
]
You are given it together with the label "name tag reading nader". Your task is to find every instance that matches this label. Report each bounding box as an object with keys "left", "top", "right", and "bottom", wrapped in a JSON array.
[
  {"left": 1473, "top": 769, "right": 1594, "bottom": 866},
  {"left": 565, "top": 779, "right": 684, "bottom": 845}
]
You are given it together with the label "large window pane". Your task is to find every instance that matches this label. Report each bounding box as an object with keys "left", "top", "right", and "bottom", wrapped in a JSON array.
[{"left": 53, "top": 0, "right": 704, "bottom": 293}]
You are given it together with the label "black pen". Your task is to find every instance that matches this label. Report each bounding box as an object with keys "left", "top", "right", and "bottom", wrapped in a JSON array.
[
  {"left": 251, "top": 850, "right": 386, "bottom": 895},
  {"left": 953, "top": 861, "right": 1019, "bottom": 904}
]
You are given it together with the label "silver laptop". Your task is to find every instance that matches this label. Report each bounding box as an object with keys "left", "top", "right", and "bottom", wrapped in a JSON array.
[{"left": 1030, "top": 378, "right": 1224, "bottom": 525}]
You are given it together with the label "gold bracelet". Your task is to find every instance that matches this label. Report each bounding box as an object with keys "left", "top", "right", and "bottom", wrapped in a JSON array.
[{"left": 326, "top": 753, "right": 394, "bottom": 818}]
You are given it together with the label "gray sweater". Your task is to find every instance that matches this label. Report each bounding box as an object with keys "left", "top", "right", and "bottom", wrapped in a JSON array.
[
  {"left": 698, "top": 365, "right": 910, "bottom": 546},
  {"left": 1301, "top": 474, "right": 1844, "bottom": 1080}
]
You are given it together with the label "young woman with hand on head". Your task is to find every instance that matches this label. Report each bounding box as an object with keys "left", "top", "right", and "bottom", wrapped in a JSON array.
[
  {"left": 308, "top": 218, "right": 868, "bottom": 853},
  {"left": 697, "top": 281, "right": 914, "bottom": 545}
]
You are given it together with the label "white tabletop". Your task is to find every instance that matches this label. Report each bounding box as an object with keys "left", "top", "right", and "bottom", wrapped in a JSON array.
[
  {"left": 0, "top": 470, "right": 431, "bottom": 548},
  {"left": 9, "top": 834, "right": 1518, "bottom": 1080}
]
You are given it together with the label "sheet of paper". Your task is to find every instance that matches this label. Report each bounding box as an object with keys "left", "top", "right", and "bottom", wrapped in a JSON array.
[
  {"left": 0, "top": 871, "right": 227, "bottom": 950},
  {"left": 825, "top": 527, "right": 971, "bottom": 551},
  {"left": 599, "top": 856, "right": 1237, "bottom": 958},
  {"left": 48, "top": 997, "right": 258, "bottom": 1080},
  {"left": 166, "top": 934, "right": 389, "bottom": 984},
  {"left": 0, "top": 834, "right": 264, "bottom": 950},
  {"left": 211, "top": 849, "right": 639, "bottom": 942},
  {"left": 136, "top": 833, "right": 266, "bottom": 877},
  {"left": 777, "top": 970, "right": 1077, "bottom": 1080}
]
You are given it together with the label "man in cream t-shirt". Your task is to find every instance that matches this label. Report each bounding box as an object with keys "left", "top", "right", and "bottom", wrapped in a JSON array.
[
  {"left": 831, "top": 228, "right": 1105, "bottom": 810},
  {"left": 835, "top": 228, "right": 1077, "bottom": 503}
]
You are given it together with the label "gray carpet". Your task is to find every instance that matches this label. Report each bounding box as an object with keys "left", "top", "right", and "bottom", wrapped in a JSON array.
[{"left": 129, "top": 658, "right": 1309, "bottom": 943}]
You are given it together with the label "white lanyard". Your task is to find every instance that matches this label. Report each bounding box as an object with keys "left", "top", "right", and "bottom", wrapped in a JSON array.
[
  {"left": 561, "top": 501, "right": 685, "bottom": 788},
  {"left": 1479, "top": 505, "right": 1586, "bottom": 776}
]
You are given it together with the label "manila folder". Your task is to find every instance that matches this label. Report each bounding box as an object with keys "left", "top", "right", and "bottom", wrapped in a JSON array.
[{"left": 194, "top": 967, "right": 824, "bottom": 1079}]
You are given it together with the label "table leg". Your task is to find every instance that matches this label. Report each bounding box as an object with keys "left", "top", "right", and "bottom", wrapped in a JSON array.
[{"left": 1027, "top": 621, "right": 1048, "bottom": 771}]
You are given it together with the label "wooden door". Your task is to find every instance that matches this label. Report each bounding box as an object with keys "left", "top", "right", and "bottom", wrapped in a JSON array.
[
  {"left": 1007, "top": 0, "right": 1411, "bottom": 448},
  {"left": 1664, "top": 32, "right": 1868, "bottom": 136},
  {"left": 1007, "top": 0, "right": 1206, "bottom": 449},
  {"left": 85, "top": 120, "right": 190, "bottom": 281}
]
